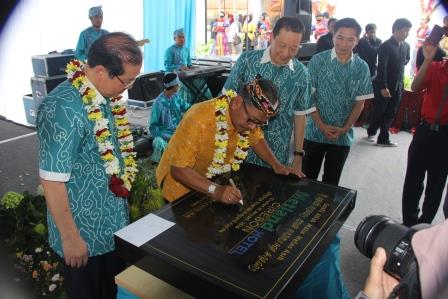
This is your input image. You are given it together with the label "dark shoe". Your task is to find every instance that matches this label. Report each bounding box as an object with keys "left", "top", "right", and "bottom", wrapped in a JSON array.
[{"left": 376, "top": 140, "right": 398, "bottom": 147}]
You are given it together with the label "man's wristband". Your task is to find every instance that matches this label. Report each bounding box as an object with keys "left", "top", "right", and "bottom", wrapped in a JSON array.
[{"left": 293, "top": 149, "right": 305, "bottom": 157}]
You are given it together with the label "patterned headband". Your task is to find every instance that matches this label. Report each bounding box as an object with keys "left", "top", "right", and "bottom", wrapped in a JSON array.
[{"left": 245, "top": 75, "right": 279, "bottom": 117}]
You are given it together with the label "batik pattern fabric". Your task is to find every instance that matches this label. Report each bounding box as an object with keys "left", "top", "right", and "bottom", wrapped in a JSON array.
[
  {"left": 75, "top": 27, "right": 109, "bottom": 61},
  {"left": 149, "top": 92, "right": 190, "bottom": 162},
  {"left": 37, "top": 80, "right": 129, "bottom": 257},
  {"left": 306, "top": 49, "right": 373, "bottom": 146},
  {"left": 224, "top": 48, "right": 314, "bottom": 166}
]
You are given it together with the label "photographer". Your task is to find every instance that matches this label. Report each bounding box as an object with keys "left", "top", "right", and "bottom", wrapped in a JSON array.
[
  {"left": 357, "top": 220, "right": 448, "bottom": 299},
  {"left": 401, "top": 26, "right": 448, "bottom": 227}
]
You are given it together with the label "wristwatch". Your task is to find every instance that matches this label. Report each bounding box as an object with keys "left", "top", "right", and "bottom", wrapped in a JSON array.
[
  {"left": 293, "top": 149, "right": 305, "bottom": 157},
  {"left": 208, "top": 184, "right": 217, "bottom": 194}
]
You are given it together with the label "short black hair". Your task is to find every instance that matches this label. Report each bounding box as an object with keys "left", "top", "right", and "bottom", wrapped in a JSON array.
[
  {"left": 365, "top": 23, "right": 377, "bottom": 32},
  {"left": 272, "top": 16, "right": 304, "bottom": 38},
  {"left": 87, "top": 32, "right": 142, "bottom": 78},
  {"left": 334, "top": 18, "right": 362, "bottom": 37},
  {"left": 240, "top": 78, "right": 279, "bottom": 109},
  {"left": 392, "top": 18, "right": 412, "bottom": 33}
]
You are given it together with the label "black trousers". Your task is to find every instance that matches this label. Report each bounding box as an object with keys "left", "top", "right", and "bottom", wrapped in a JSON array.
[
  {"left": 61, "top": 250, "right": 125, "bottom": 299},
  {"left": 402, "top": 122, "right": 448, "bottom": 226},
  {"left": 302, "top": 140, "right": 351, "bottom": 186},
  {"left": 367, "top": 83, "right": 403, "bottom": 143}
]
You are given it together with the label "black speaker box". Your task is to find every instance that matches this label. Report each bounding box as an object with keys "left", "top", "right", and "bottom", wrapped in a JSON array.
[
  {"left": 127, "top": 72, "right": 164, "bottom": 102},
  {"left": 283, "top": 0, "right": 312, "bottom": 42}
]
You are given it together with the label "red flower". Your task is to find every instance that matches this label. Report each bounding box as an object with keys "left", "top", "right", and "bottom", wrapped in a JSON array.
[
  {"left": 109, "top": 175, "right": 130, "bottom": 198},
  {"left": 113, "top": 109, "right": 127, "bottom": 116},
  {"left": 96, "top": 128, "right": 108, "bottom": 137}
]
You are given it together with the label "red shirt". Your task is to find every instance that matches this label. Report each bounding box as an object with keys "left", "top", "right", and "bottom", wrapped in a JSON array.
[{"left": 421, "top": 60, "right": 448, "bottom": 125}]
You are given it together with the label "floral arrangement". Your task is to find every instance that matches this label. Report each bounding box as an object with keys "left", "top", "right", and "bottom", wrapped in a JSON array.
[
  {"left": 66, "top": 60, "right": 138, "bottom": 198},
  {"left": 1, "top": 161, "right": 164, "bottom": 298},
  {"left": 0, "top": 190, "right": 65, "bottom": 298},
  {"left": 206, "top": 90, "right": 250, "bottom": 178}
]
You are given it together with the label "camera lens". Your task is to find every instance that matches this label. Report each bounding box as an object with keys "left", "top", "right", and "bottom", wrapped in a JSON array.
[
  {"left": 355, "top": 215, "right": 416, "bottom": 279},
  {"left": 355, "top": 215, "right": 409, "bottom": 258}
]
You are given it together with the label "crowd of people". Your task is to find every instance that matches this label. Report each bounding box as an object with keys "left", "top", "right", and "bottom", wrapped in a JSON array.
[{"left": 35, "top": 5, "right": 448, "bottom": 299}]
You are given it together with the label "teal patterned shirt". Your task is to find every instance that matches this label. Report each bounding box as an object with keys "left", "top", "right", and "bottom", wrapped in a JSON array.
[
  {"left": 164, "top": 44, "right": 192, "bottom": 71},
  {"left": 37, "top": 80, "right": 129, "bottom": 257},
  {"left": 149, "top": 92, "right": 190, "bottom": 140},
  {"left": 306, "top": 49, "right": 373, "bottom": 146},
  {"left": 224, "top": 48, "right": 314, "bottom": 166},
  {"left": 75, "top": 26, "right": 109, "bottom": 62}
]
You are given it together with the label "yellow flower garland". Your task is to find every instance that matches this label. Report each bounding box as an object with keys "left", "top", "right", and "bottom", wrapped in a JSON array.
[
  {"left": 66, "top": 60, "right": 138, "bottom": 193},
  {"left": 206, "top": 90, "right": 250, "bottom": 178}
]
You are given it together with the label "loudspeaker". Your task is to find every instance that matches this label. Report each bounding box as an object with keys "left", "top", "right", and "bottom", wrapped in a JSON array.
[
  {"left": 30, "top": 75, "right": 66, "bottom": 113},
  {"left": 283, "top": 0, "right": 312, "bottom": 42},
  {"left": 128, "top": 72, "right": 164, "bottom": 102}
]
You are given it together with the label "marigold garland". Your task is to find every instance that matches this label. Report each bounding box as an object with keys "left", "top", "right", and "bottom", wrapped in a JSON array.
[
  {"left": 205, "top": 90, "right": 250, "bottom": 178},
  {"left": 66, "top": 60, "right": 137, "bottom": 196}
]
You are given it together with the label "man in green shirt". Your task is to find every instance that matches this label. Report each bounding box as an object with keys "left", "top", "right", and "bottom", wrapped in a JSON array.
[
  {"left": 75, "top": 6, "right": 109, "bottom": 61},
  {"left": 304, "top": 18, "right": 373, "bottom": 186},
  {"left": 38, "top": 32, "right": 142, "bottom": 299}
]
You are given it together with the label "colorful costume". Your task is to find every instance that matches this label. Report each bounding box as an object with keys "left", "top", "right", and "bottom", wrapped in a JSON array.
[
  {"left": 212, "top": 17, "right": 229, "bottom": 56},
  {"left": 156, "top": 96, "right": 263, "bottom": 201},
  {"left": 149, "top": 92, "right": 190, "bottom": 163}
]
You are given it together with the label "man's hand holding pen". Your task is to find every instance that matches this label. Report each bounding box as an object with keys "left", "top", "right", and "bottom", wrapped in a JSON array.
[{"left": 212, "top": 179, "right": 243, "bottom": 205}]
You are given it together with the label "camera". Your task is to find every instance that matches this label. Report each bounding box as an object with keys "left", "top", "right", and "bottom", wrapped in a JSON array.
[
  {"left": 354, "top": 215, "right": 430, "bottom": 299},
  {"left": 426, "top": 25, "right": 447, "bottom": 46}
]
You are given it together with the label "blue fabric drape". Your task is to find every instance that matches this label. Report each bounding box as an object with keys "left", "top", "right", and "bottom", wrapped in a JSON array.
[{"left": 143, "top": 0, "right": 196, "bottom": 72}]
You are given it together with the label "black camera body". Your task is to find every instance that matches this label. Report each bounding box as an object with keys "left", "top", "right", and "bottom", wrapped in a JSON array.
[{"left": 355, "top": 215, "right": 430, "bottom": 299}]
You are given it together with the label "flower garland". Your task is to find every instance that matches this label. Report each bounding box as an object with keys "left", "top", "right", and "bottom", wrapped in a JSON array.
[
  {"left": 66, "top": 60, "right": 137, "bottom": 197},
  {"left": 206, "top": 90, "right": 250, "bottom": 179}
]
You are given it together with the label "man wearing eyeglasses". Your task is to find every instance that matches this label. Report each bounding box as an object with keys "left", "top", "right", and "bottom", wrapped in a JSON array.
[
  {"left": 37, "top": 32, "right": 142, "bottom": 299},
  {"left": 156, "top": 78, "right": 300, "bottom": 204}
]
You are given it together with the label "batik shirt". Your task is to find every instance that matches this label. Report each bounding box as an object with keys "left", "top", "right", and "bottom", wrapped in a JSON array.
[
  {"left": 149, "top": 92, "right": 190, "bottom": 140},
  {"left": 156, "top": 98, "right": 264, "bottom": 201},
  {"left": 37, "top": 80, "right": 129, "bottom": 257},
  {"left": 306, "top": 49, "right": 373, "bottom": 146},
  {"left": 224, "top": 47, "right": 314, "bottom": 166},
  {"left": 75, "top": 26, "right": 109, "bottom": 61},
  {"left": 164, "top": 44, "right": 192, "bottom": 71}
]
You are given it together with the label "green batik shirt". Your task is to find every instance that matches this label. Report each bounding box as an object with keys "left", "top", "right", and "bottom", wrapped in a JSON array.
[
  {"left": 306, "top": 49, "right": 373, "bottom": 146},
  {"left": 224, "top": 48, "right": 315, "bottom": 166},
  {"left": 37, "top": 80, "right": 129, "bottom": 257}
]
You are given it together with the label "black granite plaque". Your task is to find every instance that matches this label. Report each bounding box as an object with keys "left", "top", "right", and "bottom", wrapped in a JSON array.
[{"left": 115, "top": 164, "right": 356, "bottom": 299}]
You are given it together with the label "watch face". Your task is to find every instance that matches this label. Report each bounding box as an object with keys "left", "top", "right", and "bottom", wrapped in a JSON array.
[{"left": 208, "top": 184, "right": 216, "bottom": 193}]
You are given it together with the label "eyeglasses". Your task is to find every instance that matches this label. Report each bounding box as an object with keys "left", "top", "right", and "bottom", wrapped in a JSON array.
[
  {"left": 242, "top": 100, "right": 268, "bottom": 127},
  {"left": 115, "top": 75, "right": 136, "bottom": 89}
]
